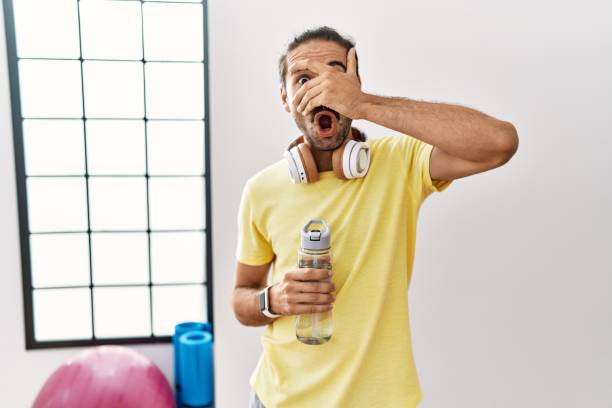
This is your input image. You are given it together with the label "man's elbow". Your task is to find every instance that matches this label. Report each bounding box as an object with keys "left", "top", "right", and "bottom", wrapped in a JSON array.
[
  {"left": 231, "top": 288, "right": 258, "bottom": 327},
  {"left": 233, "top": 312, "right": 252, "bottom": 327},
  {"left": 231, "top": 290, "right": 249, "bottom": 326},
  {"left": 492, "top": 121, "right": 519, "bottom": 167}
]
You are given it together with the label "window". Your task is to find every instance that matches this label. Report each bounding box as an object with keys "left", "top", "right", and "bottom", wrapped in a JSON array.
[{"left": 3, "top": 0, "right": 212, "bottom": 349}]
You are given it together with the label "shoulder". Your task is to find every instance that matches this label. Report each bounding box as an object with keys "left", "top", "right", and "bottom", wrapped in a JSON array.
[
  {"left": 370, "top": 134, "right": 420, "bottom": 151},
  {"left": 243, "top": 159, "right": 289, "bottom": 198},
  {"left": 369, "top": 134, "right": 413, "bottom": 164},
  {"left": 367, "top": 134, "right": 435, "bottom": 184},
  {"left": 370, "top": 134, "right": 429, "bottom": 164}
]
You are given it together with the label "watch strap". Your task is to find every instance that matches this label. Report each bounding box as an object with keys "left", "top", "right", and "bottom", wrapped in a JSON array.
[{"left": 260, "top": 285, "right": 280, "bottom": 318}]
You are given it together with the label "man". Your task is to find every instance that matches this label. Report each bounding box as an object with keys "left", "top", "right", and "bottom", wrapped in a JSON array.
[{"left": 232, "top": 26, "right": 518, "bottom": 408}]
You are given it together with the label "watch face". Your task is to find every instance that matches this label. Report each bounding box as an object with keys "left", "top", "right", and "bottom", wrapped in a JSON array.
[{"left": 259, "top": 290, "right": 266, "bottom": 311}]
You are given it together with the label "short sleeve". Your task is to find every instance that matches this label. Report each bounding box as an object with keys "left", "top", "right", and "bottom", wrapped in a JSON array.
[
  {"left": 235, "top": 181, "right": 275, "bottom": 266},
  {"left": 397, "top": 136, "right": 453, "bottom": 201}
]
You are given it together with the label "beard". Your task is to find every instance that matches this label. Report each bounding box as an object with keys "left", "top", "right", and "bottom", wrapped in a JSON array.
[{"left": 293, "top": 106, "right": 352, "bottom": 151}]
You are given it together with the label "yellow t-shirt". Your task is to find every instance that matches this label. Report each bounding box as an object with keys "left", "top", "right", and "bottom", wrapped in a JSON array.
[{"left": 236, "top": 134, "right": 453, "bottom": 408}]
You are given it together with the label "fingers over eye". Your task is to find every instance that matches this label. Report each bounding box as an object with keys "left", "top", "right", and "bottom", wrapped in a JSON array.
[{"left": 289, "top": 59, "right": 334, "bottom": 76}]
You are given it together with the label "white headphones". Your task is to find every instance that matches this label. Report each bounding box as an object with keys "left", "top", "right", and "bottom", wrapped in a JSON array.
[{"left": 284, "top": 128, "right": 370, "bottom": 184}]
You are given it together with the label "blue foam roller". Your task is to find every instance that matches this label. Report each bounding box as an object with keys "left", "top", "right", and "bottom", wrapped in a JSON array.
[
  {"left": 179, "top": 331, "right": 214, "bottom": 407},
  {"left": 174, "top": 322, "right": 206, "bottom": 404}
]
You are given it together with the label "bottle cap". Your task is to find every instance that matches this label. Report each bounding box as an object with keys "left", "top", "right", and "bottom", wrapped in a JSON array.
[{"left": 301, "top": 220, "right": 331, "bottom": 251}]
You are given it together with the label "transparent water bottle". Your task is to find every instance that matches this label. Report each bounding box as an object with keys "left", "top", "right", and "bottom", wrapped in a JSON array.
[{"left": 296, "top": 220, "right": 333, "bottom": 345}]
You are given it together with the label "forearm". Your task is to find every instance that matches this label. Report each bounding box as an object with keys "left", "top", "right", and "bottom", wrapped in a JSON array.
[
  {"left": 358, "top": 94, "right": 517, "bottom": 163},
  {"left": 232, "top": 286, "right": 276, "bottom": 327}
]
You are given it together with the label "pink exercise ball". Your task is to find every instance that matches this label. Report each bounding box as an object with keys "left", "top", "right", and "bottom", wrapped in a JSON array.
[{"left": 33, "top": 345, "right": 174, "bottom": 408}]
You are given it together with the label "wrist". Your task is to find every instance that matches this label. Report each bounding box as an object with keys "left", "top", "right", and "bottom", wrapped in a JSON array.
[{"left": 355, "top": 92, "right": 374, "bottom": 120}]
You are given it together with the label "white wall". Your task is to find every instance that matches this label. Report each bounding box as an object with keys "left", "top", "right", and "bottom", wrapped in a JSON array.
[
  {"left": 1, "top": 0, "right": 611, "bottom": 407},
  {"left": 209, "top": 1, "right": 611, "bottom": 407}
]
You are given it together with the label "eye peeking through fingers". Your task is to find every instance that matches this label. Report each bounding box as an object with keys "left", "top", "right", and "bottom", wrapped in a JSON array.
[{"left": 297, "top": 76, "right": 309, "bottom": 86}]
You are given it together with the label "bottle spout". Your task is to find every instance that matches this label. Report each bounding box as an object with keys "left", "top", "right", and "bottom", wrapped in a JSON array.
[{"left": 301, "top": 220, "right": 330, "bottom": 250}]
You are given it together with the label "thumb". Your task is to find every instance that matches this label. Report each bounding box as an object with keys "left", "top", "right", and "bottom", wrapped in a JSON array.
[{"left": 347, "top": 47, "right": 358, "bottom": 76}]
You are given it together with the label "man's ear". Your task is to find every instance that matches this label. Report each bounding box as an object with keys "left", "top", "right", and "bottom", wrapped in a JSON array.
[{"left": 280, "top": 85, "right": 291, "bottom": 113}]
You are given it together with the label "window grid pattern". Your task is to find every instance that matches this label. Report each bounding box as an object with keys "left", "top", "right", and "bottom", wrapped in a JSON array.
[{"left": 3, "top": 0, "right": 213, "bottom": 349}]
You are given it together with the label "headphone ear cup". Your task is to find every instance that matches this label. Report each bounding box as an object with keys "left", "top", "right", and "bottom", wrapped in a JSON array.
[
  {"left": 343, "top": 140, "right": 370, "bottom": 179},
  {"left": 332, "top": 142, "right": 348, "bottom": 180},
  {"left": 284, "top": 148, "right": 303, "bottom": 183},
  {"left": 297, "top": 143, "right": 319, "bottom": 183}
]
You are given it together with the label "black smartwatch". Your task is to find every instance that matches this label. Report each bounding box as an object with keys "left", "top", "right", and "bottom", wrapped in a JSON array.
[{"left": 258, "top": 284, "right": 280, "bottom": 318}]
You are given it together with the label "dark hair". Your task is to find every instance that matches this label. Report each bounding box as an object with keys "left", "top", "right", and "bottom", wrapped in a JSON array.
[{"left": 278, "top": 26, "right": 359, "bottom": 89}]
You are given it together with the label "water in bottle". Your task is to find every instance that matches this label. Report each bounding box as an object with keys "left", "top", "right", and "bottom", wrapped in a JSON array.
[{"left": 296, "top": 220, "right": 333, "bottom": 345}]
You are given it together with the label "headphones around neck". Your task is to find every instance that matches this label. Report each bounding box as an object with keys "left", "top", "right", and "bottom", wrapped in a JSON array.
[{"left": 284, "top": 127, "right": 371, "bottom": 184}]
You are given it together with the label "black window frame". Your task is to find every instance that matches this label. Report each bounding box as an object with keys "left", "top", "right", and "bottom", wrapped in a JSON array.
[{"left": 2, "top": 0, "right": 214, "bottom": 350}]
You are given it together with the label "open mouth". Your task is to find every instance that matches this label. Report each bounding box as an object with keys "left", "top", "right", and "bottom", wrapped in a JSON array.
[{"left": 313, "top": 108, "right": 339, "bottom": 137}]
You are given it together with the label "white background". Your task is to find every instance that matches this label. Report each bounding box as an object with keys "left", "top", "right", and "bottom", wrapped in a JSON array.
[{"left": 1, "top": 0, "right": 611, "bottom": 407}]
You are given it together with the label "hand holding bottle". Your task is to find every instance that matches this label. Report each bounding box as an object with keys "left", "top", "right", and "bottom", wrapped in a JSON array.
[{"left": 268, "top": 268, "right": 335, "bottom": 316}]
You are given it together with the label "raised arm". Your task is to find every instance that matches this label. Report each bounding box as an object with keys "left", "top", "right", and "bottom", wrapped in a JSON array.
[
  {"left": 289, "top": 47, "right": 519, "bottom": 181},
  {"left": 357, "top": 95, "right": 518, "bottom": 180}
]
